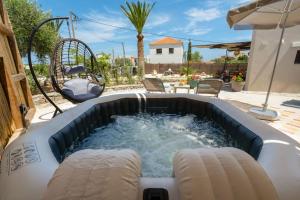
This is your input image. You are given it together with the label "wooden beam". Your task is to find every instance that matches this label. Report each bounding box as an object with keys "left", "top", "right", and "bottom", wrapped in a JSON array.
[
  {"left": 0, "top": 0, "right": 5, "bottom": 24},
  {"left": 0, "top": 22, "right": 13, "bottom": 37},
  {"left": 0, "top": 57, "right": 23, "bottom": 128},
  {"left": 0, "top": 0, "right": 35, "bottom": 147},
  {"left": 6, "top": 14, "right": 35, "bottom": 110},
  {"left": 25, "top": 107, "right": 36, "bottom": 127},
  {"left": 12, "top": 73, "right": 26, "bottom": 82}
]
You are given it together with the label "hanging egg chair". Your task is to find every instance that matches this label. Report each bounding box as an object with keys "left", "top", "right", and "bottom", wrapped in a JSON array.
[{"left": 50, "top": 38, "right": 105, "bottom": 103}]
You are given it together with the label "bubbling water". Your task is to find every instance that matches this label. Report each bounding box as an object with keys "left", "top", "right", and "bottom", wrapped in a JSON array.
[{"left": 73, "top": 114, "right": 234, "bottom": 177}]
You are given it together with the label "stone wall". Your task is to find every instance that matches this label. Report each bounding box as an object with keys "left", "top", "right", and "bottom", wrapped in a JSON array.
[{"left": 145, "top": 62, "right": 247, "bottom": 75}]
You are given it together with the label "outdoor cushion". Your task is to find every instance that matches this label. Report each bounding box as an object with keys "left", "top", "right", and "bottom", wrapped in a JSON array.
[
  {"left": 43, "top": 149, "right": 141, "bottom": 200},
  {"left": 63, "top": 65, "right": 86, "bottom": 75},
  {"left": 197, "top": 83, "right": 211, "bottom": 89},
  {"left": 62, "top": 78, "right": 102, "bottom": 102},
  {"left": 197, "top": 84, "right": 217, "bottom": 94},
  {"left": 173, "top": 148, "right": 278, "bottom": 200},
  {"left": 197, "top": 87, "right": 218, "bottom": 94}
]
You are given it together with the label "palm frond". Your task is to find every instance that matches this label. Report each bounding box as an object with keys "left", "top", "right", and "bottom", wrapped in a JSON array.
[{"left": 120, "top": 1, "right": 155, "bottom": 34}]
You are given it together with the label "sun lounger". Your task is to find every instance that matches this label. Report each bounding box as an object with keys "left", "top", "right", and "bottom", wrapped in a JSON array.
[
  {"left": 196, "top": 79, "right": 223, "bottom": 97},
  {"left": 142, "top": 77, "right": 166, "bottom": 93}
]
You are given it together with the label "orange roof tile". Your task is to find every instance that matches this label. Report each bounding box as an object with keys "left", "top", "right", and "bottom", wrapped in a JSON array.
[{"left": 150, "top": 37, "right": 183, "bottom": 46}]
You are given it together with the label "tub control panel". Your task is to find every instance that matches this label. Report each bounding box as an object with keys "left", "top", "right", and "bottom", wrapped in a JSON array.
[
  {"left": 143, "top": 188, "right": 169, "bottom": 200},
  {"left": 7, "top": 142, "right": 41, "bottom": 175}
]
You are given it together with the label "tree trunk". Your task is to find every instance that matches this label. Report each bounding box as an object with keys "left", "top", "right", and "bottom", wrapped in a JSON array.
[{"left": 137, "top": 33, "right": 144, "bottom": 77}]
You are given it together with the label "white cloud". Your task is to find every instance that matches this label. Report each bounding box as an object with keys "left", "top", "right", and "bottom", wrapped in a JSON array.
[
  {"left": 189, "top": 28, "right": 212, "bottom": 36},
  {"left": 237, "top": 0, "right": 252, "bottom": 4},
  {"left": 171, "top": 7, "right": 220, "bottom": 37},
  {"left": 171, "top": 26, "right": 212, "bottom": 36},
  {"left": 229, "top": 0, "right": 253, "bottom": 9},
  {"left": 146, "top": 14, "right": 170, "bottom": 28},
  {"left": 76, "top": 10, "right": 169, "bottom": 44},
  {"left": 206, "top": 0, "right": 223, "bottom": 8},
  {"left": 233, "top": 33, "right": 252, "bottom": 41},
  {"left": 76, "top": 11, "right": 130, "bottom": 43},
  {"left": 103, "top": 6, "right": 121, "bottom": 16},
  {"left": 205, "top": 0, "right": 253, "bottom": 12},
  {"left": 184, "top": 8, "right": 221, "bottom": 22}
]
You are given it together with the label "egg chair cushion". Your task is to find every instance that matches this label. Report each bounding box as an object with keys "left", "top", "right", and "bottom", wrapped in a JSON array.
[
  {"left": 61, "top": 78, "right": 102, "bottom": 102},
  {"left": 63, "top": 65, "right": 86, "bottom": 75}
]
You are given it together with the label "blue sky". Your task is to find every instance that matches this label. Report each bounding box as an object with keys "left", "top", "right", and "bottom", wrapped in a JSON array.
[{"left": 36, "top": 0, "right": 252, "bottom": 61}]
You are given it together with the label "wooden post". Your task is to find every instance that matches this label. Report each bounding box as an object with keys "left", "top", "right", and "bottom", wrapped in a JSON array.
[
  {"left": 0, "top": 22, "right": 13, "bottom": 36},
  {"left": 0, "top": 0, "right": 35, "bottom": 147},
  {"left": 0, "top": 58, "right": 23, "bottom": 128},
  {"left": 0, "top": 0, "right": 5, "bottom": 24}
]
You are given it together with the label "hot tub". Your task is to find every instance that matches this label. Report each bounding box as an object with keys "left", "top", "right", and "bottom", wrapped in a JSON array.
[{"left": 0, "top": 93, "right": 299, "bottom": 200}]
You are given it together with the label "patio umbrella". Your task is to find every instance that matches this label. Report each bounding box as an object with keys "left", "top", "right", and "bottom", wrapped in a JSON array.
[{"left": 227, "top": 0, "right": 300, "bottom": 121}]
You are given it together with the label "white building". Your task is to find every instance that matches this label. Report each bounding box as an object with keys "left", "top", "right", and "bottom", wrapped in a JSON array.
[
  {"left": 148, "top": 37, "right": 184, "bottom": 64},
  {"left": 246, "top": 26, "right": 300, "bottom": 93}
]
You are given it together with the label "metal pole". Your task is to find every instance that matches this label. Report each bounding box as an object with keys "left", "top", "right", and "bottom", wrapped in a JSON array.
[
  {"left": 66, "top": 21, "right": 72, "bottom": 38},
  {"left": 263, "top": 0, "right": 292, "bottom": 110},
  {"left": 27, "top": 17, "right": 69, "bottom": 115},
  {"left": 69, "top": 12, "right": 76, "bottom": 38},
  {"left": 224, "top": 49, "right": 228, "bottom": 72},
  {"left": 111, "top": 48, "right": 115, "bottom": 69},
  {"left": 122, "top": 42, "right": 126, "bottom": 67}
]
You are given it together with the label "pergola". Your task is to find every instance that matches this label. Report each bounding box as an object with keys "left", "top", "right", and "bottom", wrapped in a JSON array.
[
  {"left": 192, "top": 41, "right": 251, "bottom": 78},
  {"left": 192, "top": 41, "right": 251, "bottom": 51}
]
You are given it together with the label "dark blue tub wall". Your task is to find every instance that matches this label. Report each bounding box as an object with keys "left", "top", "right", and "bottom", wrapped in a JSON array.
[{"left": 49, "top": 98, "right": 263, "bottom": 163}]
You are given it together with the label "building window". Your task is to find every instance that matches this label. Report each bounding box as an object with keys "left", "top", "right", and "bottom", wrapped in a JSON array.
[
  {"left": 156, "top": 48, "right": 162, "bottom": 54},
  {"left": 295, "top": 50, "right": 300, "bottom": 64},
  {"left": 169, "top": 48, "right": 174, "bottom": 54}
]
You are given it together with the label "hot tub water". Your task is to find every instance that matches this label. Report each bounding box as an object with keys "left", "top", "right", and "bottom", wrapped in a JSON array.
[{"left": 72, "top": 113, "right": 234, "bottom": 177}]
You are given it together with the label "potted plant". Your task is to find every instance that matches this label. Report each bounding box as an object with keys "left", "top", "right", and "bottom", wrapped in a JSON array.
[
  {"left": 231, "top": 72, "right": 245, "bottom": 92},
  {"left": 188, "top": 74, "right": 199, "bottom": 89}
]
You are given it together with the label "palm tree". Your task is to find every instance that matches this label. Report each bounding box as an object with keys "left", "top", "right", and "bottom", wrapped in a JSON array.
[{"left": 121, "top": 1, "right": 155, "bottom": 77}]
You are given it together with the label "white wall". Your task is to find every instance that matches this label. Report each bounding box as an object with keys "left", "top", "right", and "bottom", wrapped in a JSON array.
[
  {"left": 148, "top": 44, "right": 184, "bottom": 64},
  {"left": 246, "top": 25, "right": 300, "bottom": 93}
]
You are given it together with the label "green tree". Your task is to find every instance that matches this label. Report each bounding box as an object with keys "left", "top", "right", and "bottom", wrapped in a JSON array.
[
  {"left": 96, "top": 53, "right": 111, "bottom": 83},
  {"left": 115, "top": 57, "right": 132, "bottom": 67},
  {"left": 121, "top": 1, "right": 155, "bottom": 77},
  {"left": 114, "top": 57, "right": 135, "bottom": 84},
  {"left": 180, "top": 66, "right": 195, "bottom": 77},
  {"left": 236, "top": 54, "right": 248, "bottom": 63},
  {"left": 212, "top": 56, "right": 234, "bottom": 64},
  {"left": 4, "top": 0, "right": 58, "bottom": 61},
  {"left": 191, "top": 51, "right": 203, "bottom": 62},
  {"left": 124, "top": 65, "right": 134, "bottom": 84},
  {"left": 212, "top": 54, "right": 248, "bottom": 64}
]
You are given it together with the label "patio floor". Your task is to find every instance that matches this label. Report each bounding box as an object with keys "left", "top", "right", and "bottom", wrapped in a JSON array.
[{"left": 31, "top": 89, "right": 300, "bottom": 144}]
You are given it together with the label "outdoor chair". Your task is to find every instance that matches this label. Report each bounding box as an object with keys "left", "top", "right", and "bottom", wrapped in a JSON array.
[
  {"left": 142, "top": 77, "right": 166, "bottom": 93},
  {"left": 196, "top": 79, "right": 223, "bottom": 97}
]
